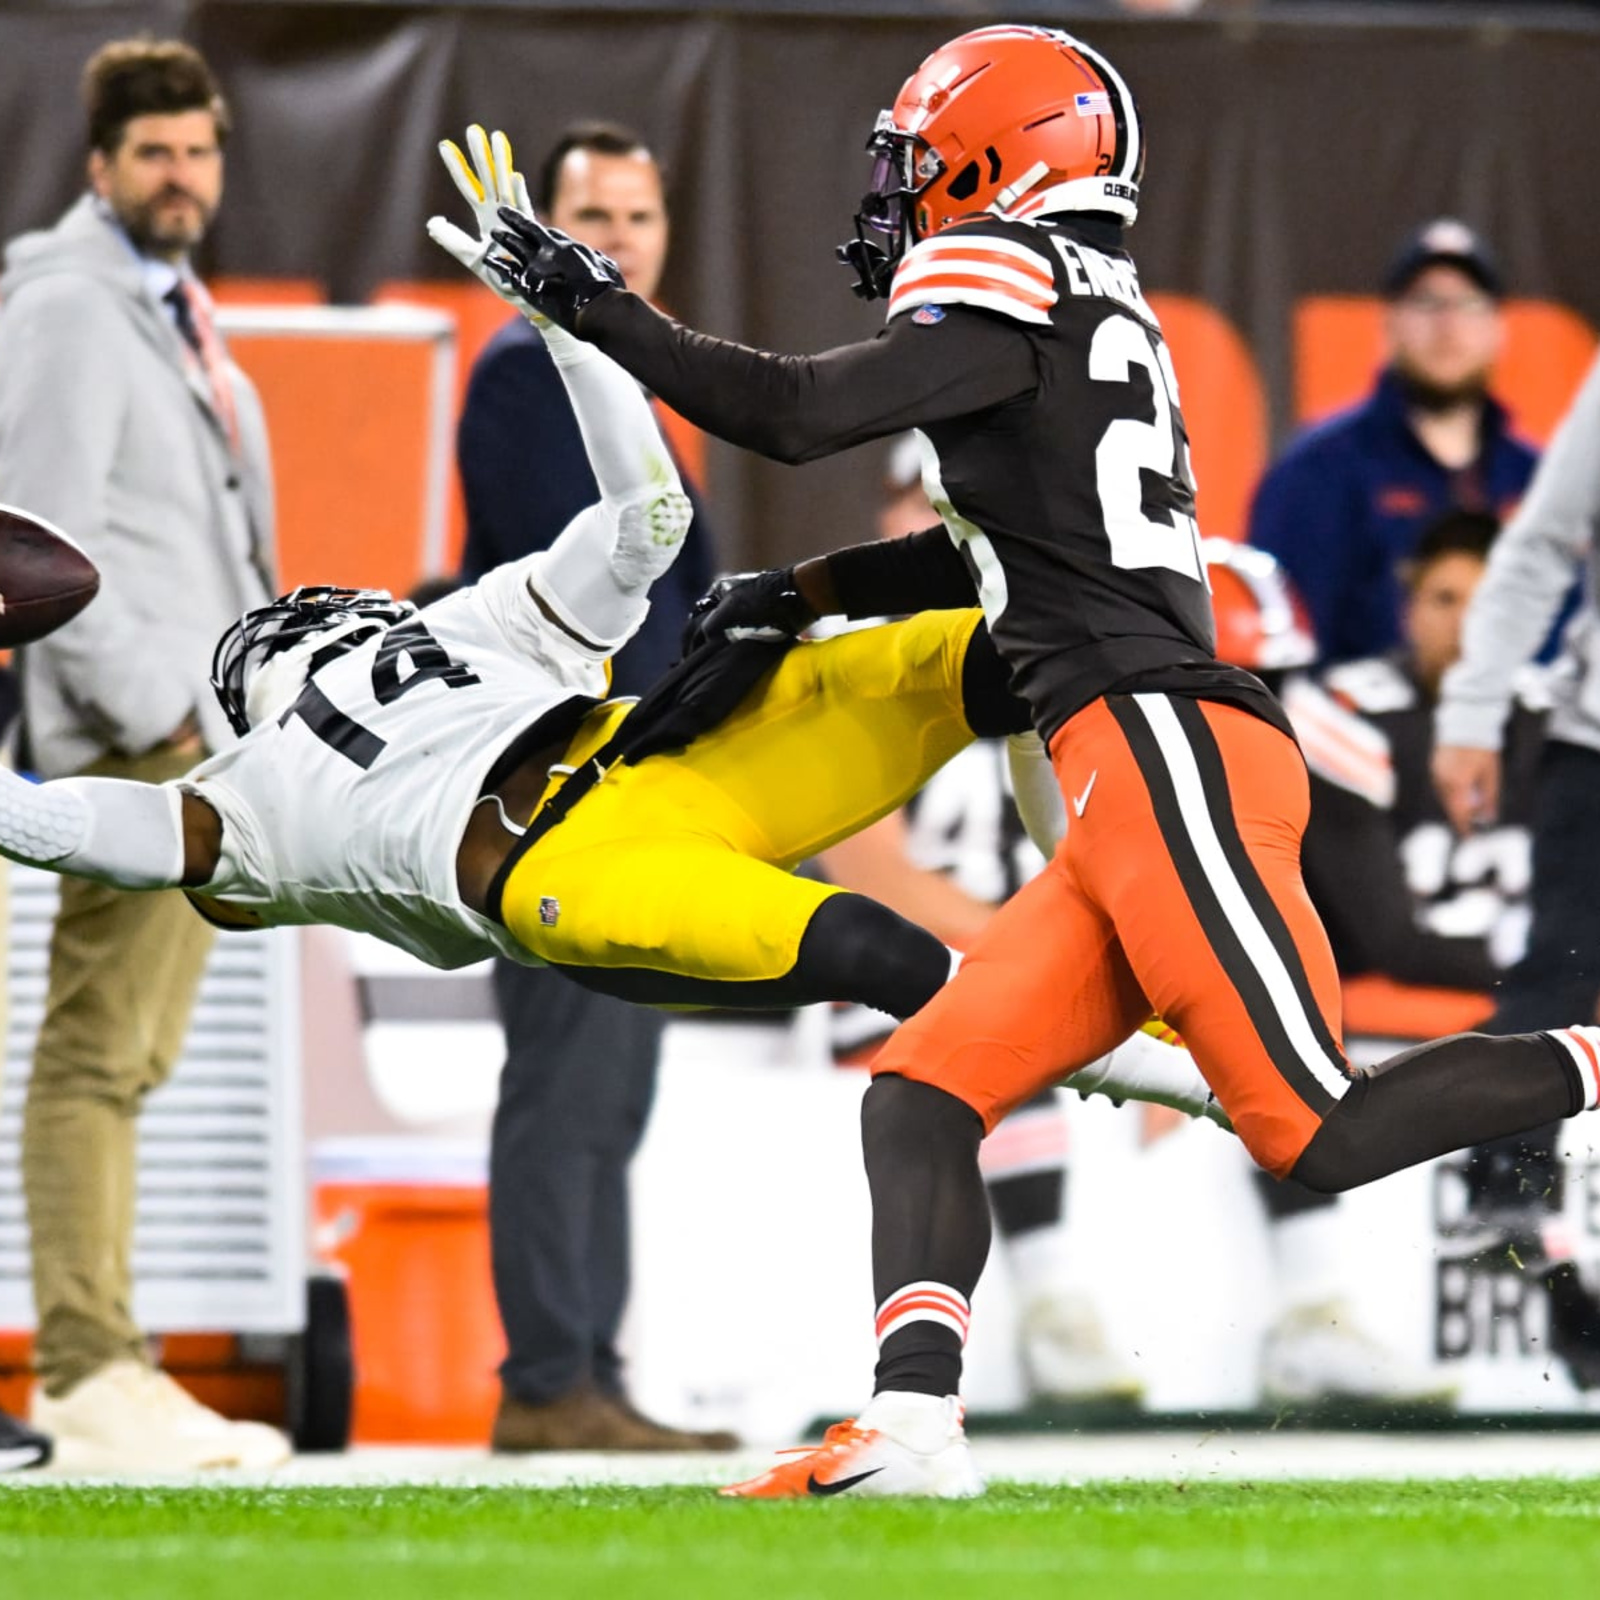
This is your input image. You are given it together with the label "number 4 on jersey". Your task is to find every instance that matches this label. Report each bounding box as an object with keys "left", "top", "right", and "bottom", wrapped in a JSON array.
[
  {"left": 282, "top": 618, "right": 482, "bottom": 769},
  {"left": 1090, "top": 315, "right": 1205, "bottom": 584}
]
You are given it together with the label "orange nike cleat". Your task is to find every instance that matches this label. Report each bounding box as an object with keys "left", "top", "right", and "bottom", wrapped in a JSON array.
[{"left": 720, "top": 1394, "right": 982, "bottom": 1499}]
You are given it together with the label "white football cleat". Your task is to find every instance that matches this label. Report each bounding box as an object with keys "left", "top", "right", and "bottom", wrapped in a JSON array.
[
  {"left": 721, "top": 1392, "right": 982, "bottom": 1499},
  {"left": 33, "top": 1359, "right": 292, "bottom": 1473},
  {"left": 1069, "top": 1022, "right": 1231, "bottom": 1131},
  {"left": 1259, "top": 1300, "right": 1458, "bottom": 1408},
  {"left": 1018, "top": 1290, "right": 1145, "bottom": 1404}
]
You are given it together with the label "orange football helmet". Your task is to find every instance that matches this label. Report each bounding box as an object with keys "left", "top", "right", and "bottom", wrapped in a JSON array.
[
  {"left": 1203, "top": 539, "right": 1318, "bottom": 676},
  {"left": 839, "top": 26, "right": 1145, "bottom": 299}
]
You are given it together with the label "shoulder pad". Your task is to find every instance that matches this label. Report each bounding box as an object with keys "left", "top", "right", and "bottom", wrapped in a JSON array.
[
  {"left": 887, "top": 228, "right": 1057, "bottom": 328},
  {"left": 1321, "top": 657, "right": 1417, "bottom": 715},
  {"left": 1281, "top": 676, "right": 1396, "bottom": 809}
]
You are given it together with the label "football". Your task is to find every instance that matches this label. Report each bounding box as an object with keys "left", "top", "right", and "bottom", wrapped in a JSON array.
[{"left": 0, "top": 504, "right": 100, "bottom": 647}]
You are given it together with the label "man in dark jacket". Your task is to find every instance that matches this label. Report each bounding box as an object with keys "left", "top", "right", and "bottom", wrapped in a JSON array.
[
  {"left": 1249, "top": 220, "right": 1536, "bottom": 665},
  {"left": 455, "top": 121, "right": 727, "bottom": 1452}
]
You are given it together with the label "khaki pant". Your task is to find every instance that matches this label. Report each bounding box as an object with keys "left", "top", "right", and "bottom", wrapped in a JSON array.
[{"left": 22, "top": 745, "right": 214, "bottom": 1396}]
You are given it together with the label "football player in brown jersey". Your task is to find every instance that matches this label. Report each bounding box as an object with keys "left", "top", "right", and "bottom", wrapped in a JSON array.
[{"left": 451, "top": 25, "right": 1600, "bottom": 1497}]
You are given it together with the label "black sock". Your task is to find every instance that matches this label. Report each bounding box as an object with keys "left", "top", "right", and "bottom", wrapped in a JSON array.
[{"left": 862, "top": 1075, "right": 990, "bottom": 1397}]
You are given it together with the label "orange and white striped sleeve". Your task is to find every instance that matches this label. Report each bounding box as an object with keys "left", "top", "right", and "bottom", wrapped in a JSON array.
[
  {"left": 887, "top": 232, "right": 1058, "bottom": 327},
  {"left": 1281, "top": 677, "right": 1396, "bottom": 809}
]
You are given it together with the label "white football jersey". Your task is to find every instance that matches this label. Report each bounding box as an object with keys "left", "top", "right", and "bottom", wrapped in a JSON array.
[{"left": 183, "top": 558, "right": 618, "bottom": 969}]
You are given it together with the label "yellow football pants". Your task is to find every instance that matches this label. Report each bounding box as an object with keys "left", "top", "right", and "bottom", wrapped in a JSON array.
[{"left": 499, "top": 609, "right": 983, "bottom": 989}]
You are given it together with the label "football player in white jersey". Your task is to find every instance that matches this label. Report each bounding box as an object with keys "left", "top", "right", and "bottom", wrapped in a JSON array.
[{"left": 0, "top": 129, "right": 1224, "bottom": 1125}]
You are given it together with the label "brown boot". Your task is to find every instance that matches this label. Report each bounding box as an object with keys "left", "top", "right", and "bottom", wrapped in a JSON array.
[
  {"left": 491, "top": 1385, "right": 740, "bottom": 1453},
  {"left": 609, "top": 1394, "right": 741, "bottom": 1452}
]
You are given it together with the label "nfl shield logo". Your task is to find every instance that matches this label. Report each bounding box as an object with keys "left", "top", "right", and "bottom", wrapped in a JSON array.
[
  {"left": 538, "top": 896, "right": 560, "bottom": 927},
  {"left": 911, "top": 304, "right": 946, "bottom": 326}
]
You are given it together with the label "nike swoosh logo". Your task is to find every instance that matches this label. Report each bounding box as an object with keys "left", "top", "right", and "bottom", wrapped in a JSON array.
[
  {"left": 807, "top": 1467, "right": 884, "bottom": 1496},
  {"left": 1073, "top": 770, "right": 1098, "bottom": 818}
]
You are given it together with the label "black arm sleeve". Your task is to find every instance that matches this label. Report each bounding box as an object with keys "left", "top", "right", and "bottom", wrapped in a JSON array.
[
  {"left": 826, "top": 526, "right": 979, "bottom": 620},
  {"left": 1300, "top": 776, "right": 1498, "bottom": 990},
  {"left": 580, "top": 292, "right": 1038, "bottom": 464}
]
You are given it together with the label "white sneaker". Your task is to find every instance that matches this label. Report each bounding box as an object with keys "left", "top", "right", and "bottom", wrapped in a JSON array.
[
  {"left": 1259, "top": 1300, "right": 1458, "bottom": 1407},
  {"left": 1019, "top": 1290, "right": 1145, "bottom": 1404},
  {"left": 721, "top": 1392, "right": 983, "bottom": 1499},
  {"left": 32, "top": 1360, "right": 292, "bottom": 1473}
]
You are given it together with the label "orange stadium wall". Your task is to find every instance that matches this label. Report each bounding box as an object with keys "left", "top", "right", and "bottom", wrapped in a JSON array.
[
  {"left": 4, "top": 4, "right": 1600, "bottom": 577},
  {"left": 204, "top": 286, "right": 1598, "bottom": 597}
]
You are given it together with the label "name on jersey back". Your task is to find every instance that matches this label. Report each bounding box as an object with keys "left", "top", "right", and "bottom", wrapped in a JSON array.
[{"left": 1048, "top": 237, "right": 1155, "bottom": 325}]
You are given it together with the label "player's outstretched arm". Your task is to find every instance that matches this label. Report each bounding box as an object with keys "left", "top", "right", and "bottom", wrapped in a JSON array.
[
  {"left": 430, "top": 126, "right": 691, "bottom": 646},
  {"left": 684, "top": 526, "right": 978, "bottom": 653},
  {"left": 485, "top": 206, "right": 1037, "bottom": 466},
  {"left": 527, "top": 328, "right": 692, "bottom": 649},
  {"left": 0, "top": 767, "right": 219, "bottom": 890}
]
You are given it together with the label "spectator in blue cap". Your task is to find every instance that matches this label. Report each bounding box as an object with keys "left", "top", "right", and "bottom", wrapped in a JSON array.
[{"left": 1249, "top": 219, "right": 1537, "bottom": 665}]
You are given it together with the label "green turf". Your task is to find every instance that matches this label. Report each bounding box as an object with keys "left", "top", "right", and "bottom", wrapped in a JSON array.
[{"left": 2, "top": 1481, "right": 1597, "bottom": 1600}]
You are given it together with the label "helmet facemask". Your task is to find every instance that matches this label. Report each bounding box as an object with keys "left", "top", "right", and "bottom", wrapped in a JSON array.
[
  {"left": 838, "top": 113, "right": 939, "bottom": 301},
  {"left": 211, "top": 585, "right": 416, "bottom": 737}
]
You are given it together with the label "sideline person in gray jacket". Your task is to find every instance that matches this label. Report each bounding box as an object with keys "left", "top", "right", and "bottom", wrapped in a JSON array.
[
  {"left": 1434, "top": 347, "right": 1600, "bottom": 1389},
  {"left": 0, "top": 38, "right": 283, "bottom": 1472}
]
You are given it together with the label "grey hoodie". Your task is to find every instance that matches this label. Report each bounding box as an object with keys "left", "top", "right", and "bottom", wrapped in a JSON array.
[
  {"left": 1436, "top": 349, "right": 1600, "bottom": 756},
  {"left": 0, "top": 194, "right": 274, "bottom": 775}
]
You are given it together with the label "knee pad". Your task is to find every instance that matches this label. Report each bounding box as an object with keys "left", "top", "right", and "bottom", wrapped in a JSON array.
[{"left": 801, "top": 895, "right": 948, "bottom": 1019}]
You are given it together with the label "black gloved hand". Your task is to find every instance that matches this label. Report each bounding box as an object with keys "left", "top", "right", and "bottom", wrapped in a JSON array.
[
  {"left": 617, "top": 636, "right": 793, "bottom": 764},
  {"left": 487, "top": 207, "right": 624, "bottom": 334},
  {"left": 680, "top": 567, "right": 817, "bottom": 657}
]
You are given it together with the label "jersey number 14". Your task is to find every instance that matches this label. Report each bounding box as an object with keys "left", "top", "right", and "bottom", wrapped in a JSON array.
[{"left": 281, "top": 619, "right": 481, "bottom": 770}]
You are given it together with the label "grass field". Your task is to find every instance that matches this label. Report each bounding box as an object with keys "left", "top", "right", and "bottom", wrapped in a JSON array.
[{"left": 3, "top": 1480, "right": 1598, "bottom": 1600}]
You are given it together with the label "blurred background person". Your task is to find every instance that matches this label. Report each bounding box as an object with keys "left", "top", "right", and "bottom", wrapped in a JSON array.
[
  {"left": 1289, "top": 509, "right": 1600, "bottom": 1392},
  {"left": 820, "top": 437, "right": 1142, "bottom": 1409},
  {"left": 1434, "top": 347, "right": 1600, "bottom": 1391},
  {"left": 1249, "top": 220, "right": 1536, "bottom": 666},
  {"left": 454, "top": 121, "right": 731, "bottom": 1452},
  {"left": 0, "top": 37, "right": 283, "bottom": 1470},
  {"left": 1295, "top": 512, "right": 1541, "bottom": 1011}
]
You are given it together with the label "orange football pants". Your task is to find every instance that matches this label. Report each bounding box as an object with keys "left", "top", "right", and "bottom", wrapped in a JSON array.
[{"left": 872, "top": 691, "right": 1353, "bottom": 1177}]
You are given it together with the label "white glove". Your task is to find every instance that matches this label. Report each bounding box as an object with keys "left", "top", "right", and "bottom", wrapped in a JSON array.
[{"left": 426, "top": 124, "right": 550, "bottom": 326}]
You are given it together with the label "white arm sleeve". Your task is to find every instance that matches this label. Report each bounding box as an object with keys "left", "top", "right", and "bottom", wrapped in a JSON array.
[
  {"left": 1436, "top": 349, "right": 1600, "bottom": 750},
  {"left": 0, "top": 767, "right": 185, "bottom": 889},
  {"left": 525, "top": 328, "right": 693, "bottom": 647},
  {"left": 1006, "top": 732, "right": 1066, "bottom": 859}
]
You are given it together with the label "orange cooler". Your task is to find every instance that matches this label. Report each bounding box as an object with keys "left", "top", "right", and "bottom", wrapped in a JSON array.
[{"left": 312, "top": 1139, "right": 503, "bottom": 1444}]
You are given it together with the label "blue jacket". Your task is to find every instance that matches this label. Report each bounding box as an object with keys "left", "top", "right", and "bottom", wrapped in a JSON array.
[
  {"left": 457, "top": 316, "right": 718, "bottom": 698},
  {"left": 1248, "top": 369, "right": 1538, "bottom": 664}
]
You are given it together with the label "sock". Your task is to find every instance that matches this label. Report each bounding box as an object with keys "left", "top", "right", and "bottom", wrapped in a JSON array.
[
  {"left": 863, "top": 1076, "right": 991, "bottom": 1399},
  {"left": 873, "top": 1282, "right": 970, "bottom": 1399},
  {"left": 1545, "top": 1026, "right": 1600, "bottom": 1111}
]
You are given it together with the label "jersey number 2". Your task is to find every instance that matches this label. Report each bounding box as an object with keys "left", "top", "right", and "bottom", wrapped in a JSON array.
[
  {"left": 1089, "top": 315, "right": 1204, "bottom": 583},
  {"left": 282, "top": 620, "right": 482, "bottom": 770}
]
